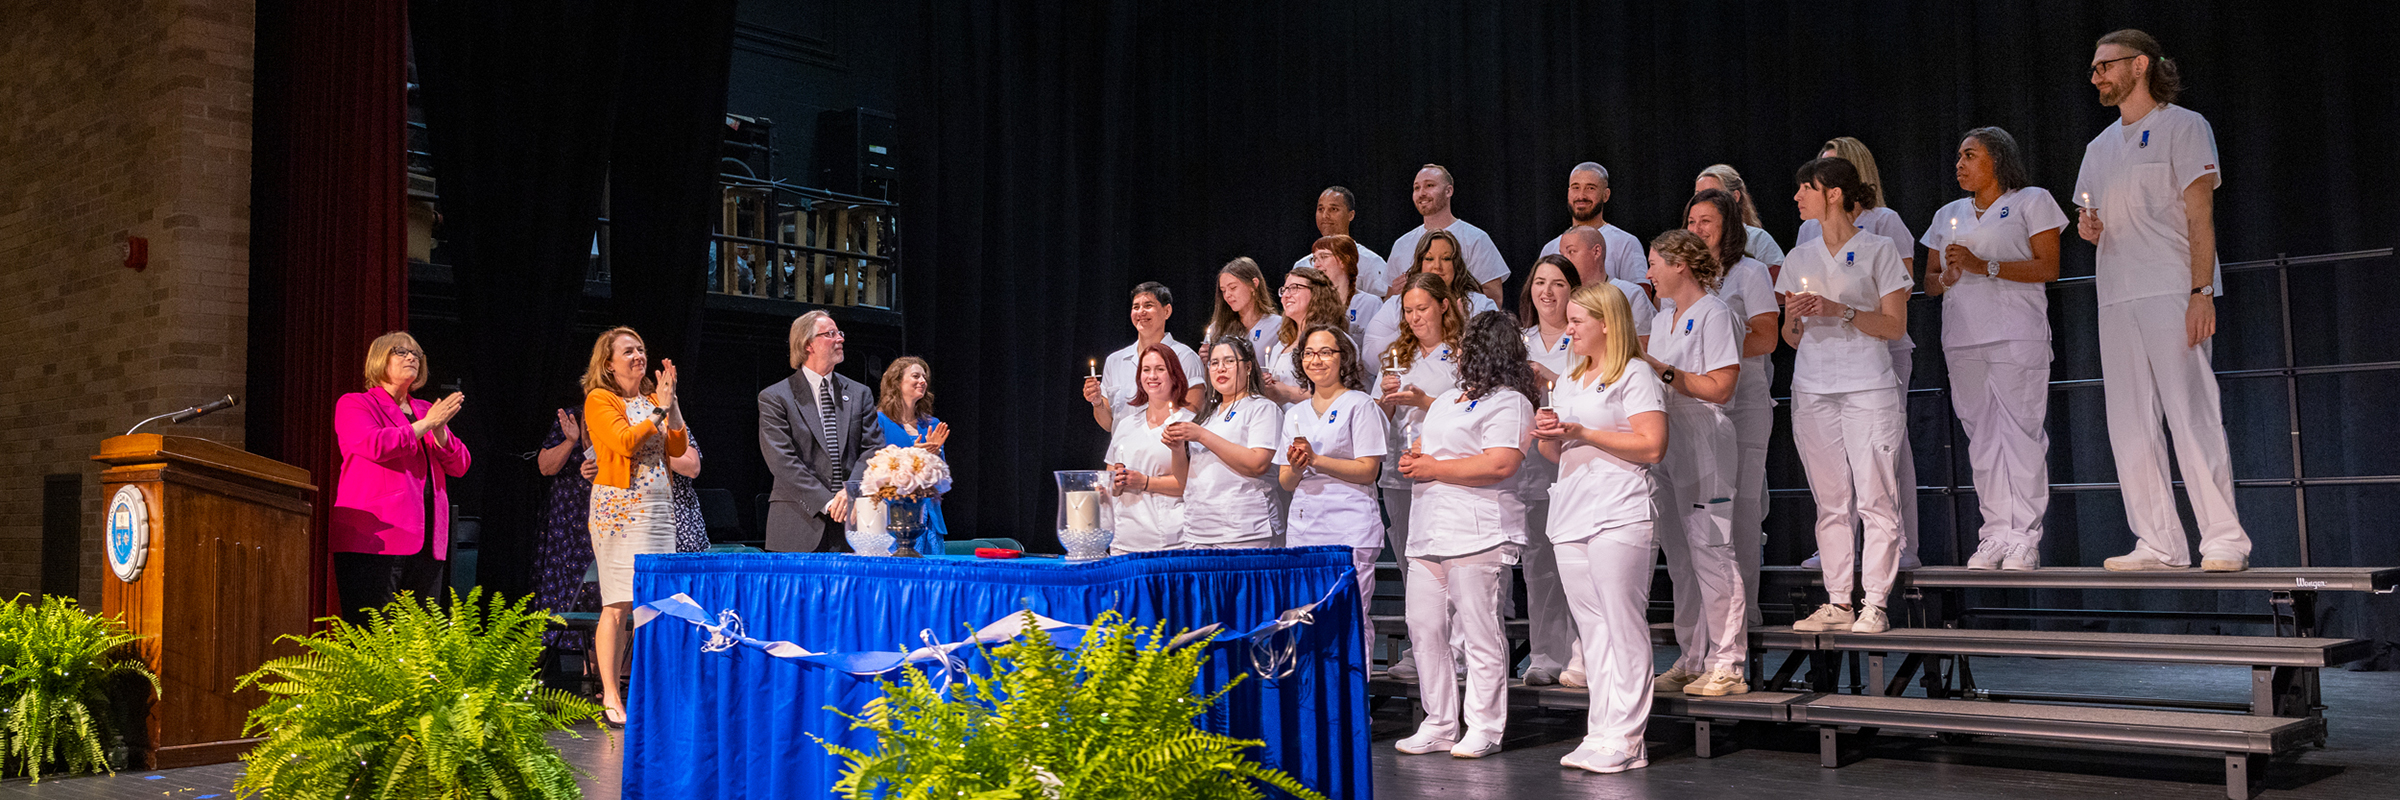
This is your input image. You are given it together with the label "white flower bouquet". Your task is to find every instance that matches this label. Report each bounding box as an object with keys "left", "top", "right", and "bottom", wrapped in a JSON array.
[{"left": 858, "top": 444, "right": 953, "bottom": 501}]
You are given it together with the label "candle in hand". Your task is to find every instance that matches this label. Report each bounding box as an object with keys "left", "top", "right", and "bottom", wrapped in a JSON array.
[
  {"left": 2081, "top": 191, "right": 2093, "bottom": 209},
  {"left": 1087, "top": 358, "right": 1098, "bottom": 377}
]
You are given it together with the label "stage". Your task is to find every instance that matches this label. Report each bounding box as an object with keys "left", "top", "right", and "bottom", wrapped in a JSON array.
[{"left": 12, "top": 653, "right": 2394, "bottom": 800}]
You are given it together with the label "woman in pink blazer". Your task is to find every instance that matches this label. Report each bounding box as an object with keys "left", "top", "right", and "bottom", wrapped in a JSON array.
[{"left": 331, "top": 331, "right": 471, "bottom": 625}]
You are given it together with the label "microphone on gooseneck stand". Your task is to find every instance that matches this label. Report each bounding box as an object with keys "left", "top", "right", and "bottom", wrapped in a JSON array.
[{"left": 126, "top": 395, "right": 240, "bottom": 436}]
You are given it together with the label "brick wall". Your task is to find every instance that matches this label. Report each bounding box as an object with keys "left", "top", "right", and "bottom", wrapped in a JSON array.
[{"left": 0, "top": 0, "right": 254, "bottom": 605}]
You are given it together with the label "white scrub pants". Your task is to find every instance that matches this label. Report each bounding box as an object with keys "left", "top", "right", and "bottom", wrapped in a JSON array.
[
  {"left": 2100, "top": 295, "right": 2250, "bottom": 564},
  {"left": 1791, "top": 388, "right": 1906, "bottom": 608},
  {"left": 1889, "top": 342, "right": 1920, "bottom": 563},
  {"left": 1383, "top": 486, "right": 1477, "bottom": 664},
  {"left": 1947, "top": 339, "right": 2053, "bottom": 548},
  {"left": 1655, "top": 401, "right": 1747, "bottom": 673},
  {"left": 1726, "top": 401, "right": 1772, "bottom": 627},
  {"left": 1554, "top": 530, "right": 1654, "bottom": 755},
  {"left": 1347, "top": 543, "right": 1381, "bottom": 648},
  {"left": 1519, "top": 498, "right": 1578, "bottom": 676},
  {"left": 1405, "top": 546, "right": 1514, "bottom": 741}
]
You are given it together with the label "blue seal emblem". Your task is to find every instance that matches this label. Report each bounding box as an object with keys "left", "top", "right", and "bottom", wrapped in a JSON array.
[{"left": 105, "top": 485, "right": 150, "bottom": 583}]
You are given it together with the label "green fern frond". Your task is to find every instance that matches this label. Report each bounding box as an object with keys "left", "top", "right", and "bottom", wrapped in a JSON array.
[{"left": 0, "top": 595, "right": 160, "bottom": 782}]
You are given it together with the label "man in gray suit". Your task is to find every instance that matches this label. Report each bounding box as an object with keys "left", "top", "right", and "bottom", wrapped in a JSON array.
[{"left": 758, "top": 310, "right": 884, "bottom": 552}]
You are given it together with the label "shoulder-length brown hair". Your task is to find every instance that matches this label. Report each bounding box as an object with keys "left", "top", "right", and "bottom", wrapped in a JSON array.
[
  {"left": 1206, "top": 257, "right": 1280, "bottom": 342},
  {"left": 581, "top": 326, "right": 654, "bottom": 396},
  {"left": 1391, "top": 271, "right": 1467, "bottom": 370},
  {"left": 1279, "top": 266, "right": 1344, "bottom": 348},
  {"left": 1408, "top": 229, "right": 1479, "bottom": 301},
  {"left": 362, "top": 331, "right": 428, "bottom": 391},
  {"left": 1126, "top": 342, "right": 1190, "bottom": 409},
  {"left": 877, "top": 356, "right": 935, "bottom": 422}
]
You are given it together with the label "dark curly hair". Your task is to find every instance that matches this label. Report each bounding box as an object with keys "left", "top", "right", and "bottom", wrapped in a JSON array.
[
  {"left": 1291, "top": 324, "right": 1369, "bottom": 394},
  {"left": 1457, "top": 310, "right": 1544, "bottom": 405},
  {"left": 1195, "top": 334, "right": 1267, "bottom": 419}
]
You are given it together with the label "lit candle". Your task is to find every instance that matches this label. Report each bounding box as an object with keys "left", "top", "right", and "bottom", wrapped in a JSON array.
[
  {"left": 1087, "top": 358, "right": 1098, "bottom": 378},
  {"left": 1949, "top": 217, "right": 1958, "bottom": 238},
  {"left": 1538, "top": 379, "right": 1555, "bottom": 414},
  {"left": 2081, "top": 191, "right": 2093, "bottom": 209}
]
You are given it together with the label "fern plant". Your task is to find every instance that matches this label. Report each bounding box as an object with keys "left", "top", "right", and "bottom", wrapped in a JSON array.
[
  {"left": 820, "top": 611, "right": 1332, "bottom": 800},
  {"left": 233, "top": 588, "right": 606, "bottom": 800},
  {"left": 0, "top": 595, "right": 160, "bottom": 783}
]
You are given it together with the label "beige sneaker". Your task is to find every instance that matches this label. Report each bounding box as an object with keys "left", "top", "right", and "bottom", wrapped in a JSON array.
[
  {"left": 2201, "top": 556, "right": 2248, "bottom": 572},
  {"left": 2104, "top": 552, "right": 2184, "bottom": 571},
  {"left": 1558, "top": 668, "right": 1588, "bottom": 688},
  {"left": 1651, "top": 666, "right": 1702, "bottom": 693},
  {"left": 1851, "top": 605, "right": 1891, "bottom": 634},
  {"left": 1793, "top": 604, "right": 1856, "bottom": 632},
  {"left": 1682, "top": 666, "right": 1750, "bottom": 697}
]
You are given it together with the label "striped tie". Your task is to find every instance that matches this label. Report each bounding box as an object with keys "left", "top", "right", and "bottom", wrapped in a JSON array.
[{"left": 819, "top": 377, "right": 844, "bottom": 481}]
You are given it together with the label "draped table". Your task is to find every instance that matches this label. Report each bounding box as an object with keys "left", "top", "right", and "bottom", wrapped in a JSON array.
[{"left": 622, "top": 546, "right": 1372, "bottom": 799}]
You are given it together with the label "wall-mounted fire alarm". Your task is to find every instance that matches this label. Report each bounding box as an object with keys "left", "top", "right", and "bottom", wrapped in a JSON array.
[{"left": 122, "top": 236, "right": 148, "bottom": 271}]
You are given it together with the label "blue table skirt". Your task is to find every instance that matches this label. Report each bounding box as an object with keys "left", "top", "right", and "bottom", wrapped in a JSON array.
[{"left": 625, "top": 547, "right": 1372, "bottom": 799}]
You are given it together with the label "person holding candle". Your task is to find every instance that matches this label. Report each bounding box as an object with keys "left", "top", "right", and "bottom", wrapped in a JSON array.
[
  {"left": 1777, "top": 157, "right": 1915, "bottom": 635},
  {"left": 1536, "top": 281, "right": 1668, "bottom": 774},
  {"left": 1277, "top": 325, "right": 1390, "bottom": 644},
  {"left": 1265, "top": 266, "right": 1352, "bottom": 407},
  {"left": 1512, "top": 254, "right": 1589, "bottom": 686},
  {"left": 1292, "top": 187, "right": 1393, "bottom": 299},
  {"left": 1685, "top": 189, "right": 1782, "bottom": 624},
  {"left": 1085, "top": 282, "right": 1206, "bottom": 433},
  {"left": 1798, "top": 137, "right": 1925, "bottom": 573},
  {"left": 2073, "top": 29, "right": 2246, "bottom": 572},
  {"left": 1376, "top": 273, "right": 1469, "bottom": 560},
  {"left": 1104, "top": 343, "right": 1194, "bottom": 554},
  {"left": 1392, "top": 310, "right": 1538, "bottom": 759},
  {"left": 1639, "top": 229, "right": 1750, "bottom": 696},
  {"left": 1165, "top": 335, "right": 1283, "bottom": 549},
  {"left": 1203, "top": 257, "right": 1286, "bottom": 348},
  {"left": 1695, "top": 164, "right": 1785, "bottom": 267},
  {"left": 1362, "top": 230, "right": 1494, "bottom": 360},
  {"left": 1923, "top": 126, "right": 2066, "bottom": 570},
  {"left": 584, "top": 326, "right": 685, "bottom": 724}
]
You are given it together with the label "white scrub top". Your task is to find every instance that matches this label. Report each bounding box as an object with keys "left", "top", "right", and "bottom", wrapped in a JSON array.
[
  {"left": 1408, "top": 388, "right": 1533, "bottom": 559},
  {"left": 1924, "top": 187, "right": 2069, "bottom": 348},
  {"left": 1376, "top": 341, "right": 1462, "bottom": 490},
  {"left": 1181, "top": 394, "right": 1283, "bottom": 545},
  {"left": 1801, "top": 207, "right": 1920, "bottom": 355},
  {"left": 1103, "top": 407, "right": 1196, "bottom": 551},
  {"left": 1275, "top": 390, "right": 1390, "bottom": 549},
  {"left": 1645, "top": 294, "right": 1742, "bottom": 409},
  {"left": 1773, "top": 231, "right": 1915, "bottom": 395},
  {"left": 1545, "top": 361, "right": 1665, "bottom": 548},
  {"left": 1101, "top": 334, "right": 1205, "bottom": 422},
  {"left": 1391, "top": 219, "right": 1512, "bottom": 290},
  {"left": 1714, "top": 256, "right": 1779, "bottom": 411},
  {"left": 1744, "top": 224, "right": 1786, "bottom": 266},
  {"left": 2073, "top": 103, "right": 2224, "bottom": 307},
  {"left": 1538, "top": 223, "right": 1650, "bottom": 286}
]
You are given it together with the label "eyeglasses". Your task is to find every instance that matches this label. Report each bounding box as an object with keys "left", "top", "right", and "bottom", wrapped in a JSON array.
[
  {"left": 390, "top": 348, "right": 422, "bottom": 360},
  {"left": 2088, "top": 54, "right": 2137, "bottom": 77},
  {"left": 1205, "top": 357, "right": 1248, "bottom": 368},
  {"left": 813, "top": 330, "right": 848, "bottom": 341},
  {"left": 1301, "top": 348, "right": 1343, "bottom": 361},
  {"left": 1278, "top": 285, "right": 1309, "bottom": 294}
]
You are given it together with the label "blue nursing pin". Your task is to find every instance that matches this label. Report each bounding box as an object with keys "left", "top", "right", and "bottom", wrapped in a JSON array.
[
  {"left": 2139, "top": 130, "right": 2151, "bottom": 148},
  {"left": 1684, "top": 318, "right": 1694, "bottom": 334}
]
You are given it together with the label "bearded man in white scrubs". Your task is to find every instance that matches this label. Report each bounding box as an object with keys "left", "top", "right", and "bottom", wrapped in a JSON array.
[
  {"left": 2072, "top": 29, "right": 2249, "bottom": 572},
  {"left": 1388, "top": 164, "right": 1510, "bottom": 307},
  {"left": 1293, "top": 186, "right": 1393, "bottom": 299},
  {"left": 1540, "top": 162, "right": 1649, "bottom": 289}
]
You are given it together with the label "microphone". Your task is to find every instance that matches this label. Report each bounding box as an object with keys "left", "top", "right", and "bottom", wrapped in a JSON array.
[{"left": 126, "top": 395, "right": 240, "bottom": 436}]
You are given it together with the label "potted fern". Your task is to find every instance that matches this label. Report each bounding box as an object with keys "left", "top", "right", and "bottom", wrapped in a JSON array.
[
  {"left": 233, "top": 588, "right": 606, "bottom": 799},
  {"left": 0, "top": 595, "right": 160, "bottom": 783},
  {"left": 819, "top": 610, "right": 1332, "bottom": 800}
]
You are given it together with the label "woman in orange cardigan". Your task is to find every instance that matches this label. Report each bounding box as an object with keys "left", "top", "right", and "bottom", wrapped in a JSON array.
[{"left": 583, "top": 326, "right": 687, "bottom": 725}]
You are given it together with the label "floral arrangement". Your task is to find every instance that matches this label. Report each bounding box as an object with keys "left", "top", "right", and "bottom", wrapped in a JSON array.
[{"left": 859, "top": 444, "right": 952, "bottom": 501}]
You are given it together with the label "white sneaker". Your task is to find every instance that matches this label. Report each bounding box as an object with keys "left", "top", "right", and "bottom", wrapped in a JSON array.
[
  {"left": 2105, "top": 552, "right": 2184, "bottom": 571},
  {"left": 1558, "top": 668, "right": 1588, "bottom": 688},
  {"left": 1682, "top": 666, "right": 1750, "bottom": 697},
  {"left": 1523, "top": 666, "right": 1559, "bottom": 686},
  {"left": 1386, "top": 651, "right": 1418, "bottom": 680},
  {"left": 1792, "top": 604, "right": 1856, "bottom": 632},
  {"left": 1965, "top": 541, "right": 2009, "bottom": 570},
  {"left": 1851, "top": 605, "right": 1891, "bottom": 634},
  {"left": 1395, "top": 727, "right": 1457, "bottom": 754},
  {"left": 2201, "top": 555, "right": 2248, "bottom": 572},
  {"left": 1801, "top": 551, "right": 1823, "bottom": 569},
  {"left": 1450, "top": 731, "right": 1503, "bottom": 758},
  {"left": 1560, "top": 742, "right": 1648, "bottom": 774},
  {"left": 2001, "top": 544, "right": 2040, "bottom": 571},
  {"left": 1651, "top": 666, "right": 1702, "bottom": 693}
]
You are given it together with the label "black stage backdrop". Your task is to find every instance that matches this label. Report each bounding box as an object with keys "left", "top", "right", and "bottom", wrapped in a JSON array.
[{"left": 900, "top": 1, "right": 2400, "bottom": 648}]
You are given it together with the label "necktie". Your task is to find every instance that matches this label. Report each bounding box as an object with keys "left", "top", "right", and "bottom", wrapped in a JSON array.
[{"left": 819, "top": 377, "right": 844, "bottom": 481}]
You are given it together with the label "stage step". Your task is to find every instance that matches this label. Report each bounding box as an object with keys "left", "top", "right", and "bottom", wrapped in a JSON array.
[
  {"left": 1791, "top": 693, "right": 2322, "bottom": 800},
  {"left": 1809, "top": 626, "right": 2371, "bottom": 668},
  {"left": 1760, "top": 564, "right": 2400, "bottom": 592}
]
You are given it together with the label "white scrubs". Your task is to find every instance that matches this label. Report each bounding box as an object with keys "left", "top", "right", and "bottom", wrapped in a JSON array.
[
  {"left": 1514, "top": 323, "right": 1583, "bottom": 678},
  {"left": 1404, "top": 388, "right": 1532, "bottom": 743},
  {"left": 1538, "top": 223, "right": 1650, "bottom": 286},
  {"left": 1925, "top": 188, "right": 2068, "bottom": 551},
  {"left": 1547, "top": 359, "right": 1664, "bottom": 757},
  {"left": 1375, "top": 342, "right": 1462, "bottom": 557},
  {"left": 1104, "top": 407, "right": 1196, "bottom": 553},
  {"left": 1775, "top": 231, "right": 1914, "bottom": 608},
  {"left": 1276, "top": 390, "right": 1391, "bottom": 641},
  {"left": 1803, "top": 208, "right": 1923, "bottom": 563},
  {"left": 1206, "top": 314, "right": 1286, "bottom": 355},
  {"left": 1389, "top": 219, "right": 1512, "bottom": 297},
  {"left": 1648, "top": 294, "right": 1748, "bottom": 674},
  {"left": 2074, "top": 103, "right": 2246, "bottom": 565},
  {"left": 1713, "top": 257, "right": 1780, "bottom": 624},
  {"left": 1182, "top": 395, "right": 1284, "bottom": 548},
  {"left": 1294, "top": 246, "right": 1391, "bottom": 301},
  {"left": 1100, "top": 334, "right": 1206, "bottom": 424},
  {"left": 1361, "top": 292, "right": 1494, "bottom": 365},
  {"left": 1345, "top": 293, "right": 1382, "bottom": 347},
  {"left": 1743, "top": 224, "right": 1786, "bottom": 266}
]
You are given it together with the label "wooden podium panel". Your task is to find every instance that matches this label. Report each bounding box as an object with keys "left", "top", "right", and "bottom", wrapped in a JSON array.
[{"left": 95, "top": 434, "right": 315, "bottom": 769}]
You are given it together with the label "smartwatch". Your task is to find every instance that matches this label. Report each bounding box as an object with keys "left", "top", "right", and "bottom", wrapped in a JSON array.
[
  {"left": 1659, "top": 368, "right": 1677, "bottom": 385},
  {"left": 1840, "top": 306, "right": 1858, "bottom": 323}
]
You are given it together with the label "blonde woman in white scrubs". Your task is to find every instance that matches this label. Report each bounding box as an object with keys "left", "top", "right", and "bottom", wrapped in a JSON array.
[
  {"left": 1926, "top": 126, "right": 2065, "bottom": 571},
  {"left": 1392, "top": 310, "right": 1537, "bottom": 759},
  {"left": 1537, "top": 282, "right": 1667, "bottom": 775}
]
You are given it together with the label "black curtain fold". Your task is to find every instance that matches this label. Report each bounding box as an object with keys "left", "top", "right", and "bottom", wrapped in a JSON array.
[
  {"left": 903, "top": 1, "right": 2400, "bottom": 647},
  {"left": 605, "top": 1, "right": 738, "bottom": 364}
]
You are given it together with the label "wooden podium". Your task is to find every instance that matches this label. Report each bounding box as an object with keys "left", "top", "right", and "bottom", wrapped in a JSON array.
[{"left": 95, "top": 434, "right": 315, "bottom": 769}]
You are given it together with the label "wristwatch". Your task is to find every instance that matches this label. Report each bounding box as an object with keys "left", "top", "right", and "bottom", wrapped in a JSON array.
[
  {"left": 1659, "top": 368, "right": 1677, "bottom": 384},
  {"left": 1840, "top": 306, "right": 1858, "bottom": 323},
  {"left": 2192, "top": 285, "right": 2213, "bottom": 295},
  {"left": 1984, "top": 257, "right": 2000, "bottom": 278}
]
